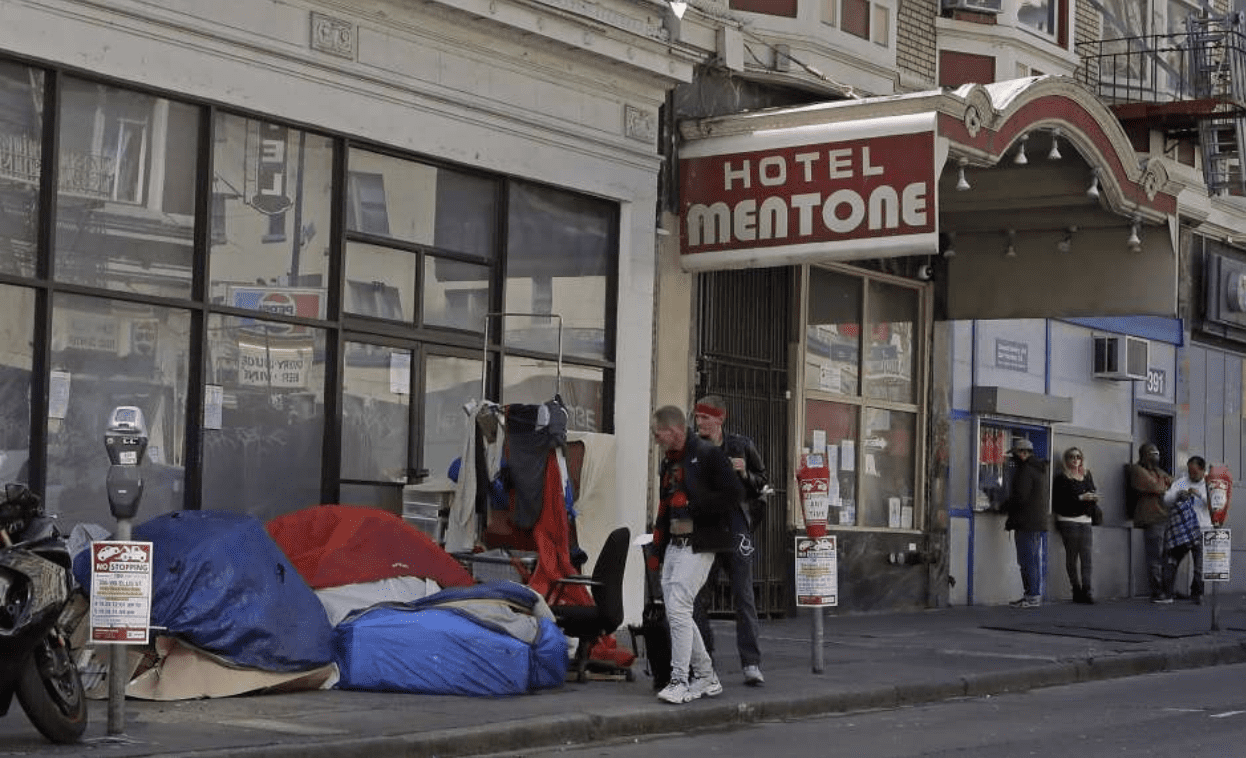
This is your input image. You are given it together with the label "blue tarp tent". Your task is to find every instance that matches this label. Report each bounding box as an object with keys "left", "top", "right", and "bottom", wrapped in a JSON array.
[
  {"left": 76, "top": 510, "right": 333, "bottom": 672},
  {"left": 332, "top": 581, "right": 567, "bottom": 696}
]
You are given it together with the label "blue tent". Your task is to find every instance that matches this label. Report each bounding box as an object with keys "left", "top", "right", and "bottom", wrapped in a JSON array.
[{"left": 77, "top": 510, "right": 333, "bottom": 672}]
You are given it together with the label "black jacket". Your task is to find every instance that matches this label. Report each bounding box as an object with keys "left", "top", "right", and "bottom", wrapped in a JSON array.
[
  {"left": 719, "top": 432, "right": 768, "bottom": 528},
  {"left": 655, "top": 432, "right": 744, "bottom": 555},
  {"left": 1003, "top": 455, "right": 1049, "bottom": 532},
  {"left": 1052, "top": 471, "right": 1097, "bottom": 519}
]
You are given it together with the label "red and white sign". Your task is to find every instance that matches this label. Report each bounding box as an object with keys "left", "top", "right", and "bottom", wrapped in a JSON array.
[
  {"left": 679, "top": 113, "right": 938, "bottom": 270},
  {"left": 89, "top": 541, "right": 154, "bottom": 644}
]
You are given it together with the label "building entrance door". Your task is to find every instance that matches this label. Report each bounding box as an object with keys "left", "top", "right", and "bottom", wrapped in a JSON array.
[{"left": 695, "top": 267, "right": 792, "bottom": 617}]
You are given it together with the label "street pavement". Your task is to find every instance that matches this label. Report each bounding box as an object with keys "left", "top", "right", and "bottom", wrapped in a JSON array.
[{"left": 2, "top": 592, "right": 1244, "bottom": 757}]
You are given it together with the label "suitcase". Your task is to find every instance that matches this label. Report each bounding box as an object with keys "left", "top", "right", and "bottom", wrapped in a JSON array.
[{"left": 628, "top": 541, "right": 671, "bottom": 691}]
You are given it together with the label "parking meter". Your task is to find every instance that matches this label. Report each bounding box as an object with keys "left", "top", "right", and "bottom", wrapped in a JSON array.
[{"left": 104, "top": 406, "right": 148, "bottom": 519}]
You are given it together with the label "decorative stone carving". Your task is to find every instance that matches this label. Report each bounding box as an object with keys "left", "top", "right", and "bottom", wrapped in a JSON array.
[
  {"left": 963, "top": 106, "right": 982, "bottom": 138},
  {"left": 310, "top": 12, "right": 356, "bottom": 60},
  {"left": 625, "top": 105, "right": 656, "bottom": 143},
  {"left": 1139, "top": 159, "right": 1169, "bottom": 201},
  {"left": 960, "top": 86, "right": 994, "bottom": 138}
]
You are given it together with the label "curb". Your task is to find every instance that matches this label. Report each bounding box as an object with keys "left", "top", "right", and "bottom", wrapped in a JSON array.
[{"left": 158, "top": 638, "right": 1246, "bottom": 758}]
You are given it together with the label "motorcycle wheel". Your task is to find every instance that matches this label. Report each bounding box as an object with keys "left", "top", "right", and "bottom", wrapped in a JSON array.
[{"left": 15, "top": 632, "right": 87, "bottom": 744}]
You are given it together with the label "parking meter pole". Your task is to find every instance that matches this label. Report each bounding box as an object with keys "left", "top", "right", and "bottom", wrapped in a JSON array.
[
  {"left": 102, "top": 406, "right": 148, "bottom": 738},
  {"left": 107, "top": 516, "right": 132, "bottom": 736},
  {"left": 811, "top": 606, "right": 824, "bottom": 674}
]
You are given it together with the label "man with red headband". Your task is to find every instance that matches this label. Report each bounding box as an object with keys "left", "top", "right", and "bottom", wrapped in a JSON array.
[{"left": 692, "top": 395, "right": 769, "bottom": 687}]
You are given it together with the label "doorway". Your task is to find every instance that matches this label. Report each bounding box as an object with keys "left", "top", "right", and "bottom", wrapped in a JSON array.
[
  {"left": 1134, "top": 412, "right": 1174, "bottom": 475},
  {"left": 695, "top": 267, "right": 793, "bottom": 617}
]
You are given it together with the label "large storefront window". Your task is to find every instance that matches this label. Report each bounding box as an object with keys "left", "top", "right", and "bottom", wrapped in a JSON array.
[
  {"left": 2, "top": 61, "right": 618, "bottom": 521},
  {"left": 0, "top": 63, "right": 42, "bottom": 279},
  {"left": 802, "top": 265, "right": 924, "bottom": 529},
  {"left": 0, "top": 284, "right": 34, "bottom": 482},
  {"left": 201, "top": 314, "right": 325, "bottom": 520},
  {"left": 46, "top": 293, "right": 189, "bottom": 526},
  {"left": 211, "top": 113, "right": 332, "bottom": 318},
  {"left": 55, "top": 79, "right": 198, "bottom": 299}
]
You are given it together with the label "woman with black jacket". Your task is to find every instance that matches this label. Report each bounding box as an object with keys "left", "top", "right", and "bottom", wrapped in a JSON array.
[{"left": 1052, "top": 447, "right": 1099, "bottom": 604}]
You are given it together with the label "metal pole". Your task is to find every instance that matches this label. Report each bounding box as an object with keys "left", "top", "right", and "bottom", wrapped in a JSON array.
[
  {"left": 107, "top": 517, "right": 131, "bottom": 736},
  {"left": 811, "top": 606, "right": 824, "bottom": 674},
  {"left": 1211, "top": 581, "right": 1220, "bottom": 632}
]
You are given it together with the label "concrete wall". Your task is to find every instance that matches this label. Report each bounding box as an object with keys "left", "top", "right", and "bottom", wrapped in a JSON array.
[{"left": 946, "top": 317, "right": 1164, "bottom": 605}]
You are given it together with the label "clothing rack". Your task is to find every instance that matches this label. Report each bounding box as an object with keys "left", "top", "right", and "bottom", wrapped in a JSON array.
[{"left": 480, "top": 312, "right": 563, "bottom": 402}]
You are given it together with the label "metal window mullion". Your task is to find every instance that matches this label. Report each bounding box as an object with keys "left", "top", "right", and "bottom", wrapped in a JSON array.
[
  {"left": 182, "top": 103, "right": 215, "bottom": 510},
  {"left": 28, "top": 68, "right": 62, "bottom": 497},
  {"left": 320, "top": 135, "right": 347, "bottom": 504}
]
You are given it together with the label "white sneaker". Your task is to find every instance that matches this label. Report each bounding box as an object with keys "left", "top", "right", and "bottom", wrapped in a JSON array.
[
  {"left": 657, "top": 680, "right": 695, "bottom": 704},
  {"left": 743, "top": 665, "right": 765, "bottom": 687},
  {"left": 690, "top": 673, "right": 723, "bottom": 698}
]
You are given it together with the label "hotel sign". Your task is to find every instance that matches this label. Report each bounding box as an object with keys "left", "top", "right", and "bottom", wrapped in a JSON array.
[{"left": 679, "top": 113, "right": 938, "bottom": 270}]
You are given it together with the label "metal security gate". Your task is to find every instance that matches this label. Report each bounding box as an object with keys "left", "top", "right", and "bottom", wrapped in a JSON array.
[{"left": 696, "top": 267, "right": 792, "bottom": 618}]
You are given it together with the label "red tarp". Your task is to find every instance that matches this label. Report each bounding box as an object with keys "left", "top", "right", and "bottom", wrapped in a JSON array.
[{"left": 267, "top": 505, "right": 475, "bottom": 590}]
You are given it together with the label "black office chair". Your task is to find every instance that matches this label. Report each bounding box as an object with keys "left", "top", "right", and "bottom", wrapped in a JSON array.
[{"left": 547, "top": 526, "right": 631, "bottom": 683}]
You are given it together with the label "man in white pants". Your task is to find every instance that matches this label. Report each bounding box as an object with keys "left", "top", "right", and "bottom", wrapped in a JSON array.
[{"left": 649, "top": 405, "right": 743, "bottom": 704}]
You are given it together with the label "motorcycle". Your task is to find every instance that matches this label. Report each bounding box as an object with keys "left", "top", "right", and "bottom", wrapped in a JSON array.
[{"left": 0, "top": 482, "right": 87, "bottom": 743}]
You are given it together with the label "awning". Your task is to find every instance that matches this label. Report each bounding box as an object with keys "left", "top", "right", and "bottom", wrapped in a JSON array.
[{"left": 675, "top": 77, "right": 1189, "bottom": 319}]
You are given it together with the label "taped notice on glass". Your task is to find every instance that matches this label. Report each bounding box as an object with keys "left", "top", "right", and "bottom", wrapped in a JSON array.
[{"left": 795, "top": 535, "right": 838, "bottom": 607}]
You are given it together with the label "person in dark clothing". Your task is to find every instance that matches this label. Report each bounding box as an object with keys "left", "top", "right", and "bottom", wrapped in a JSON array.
[
  {"left": 1129, "top": 443, "right": 1174, "bottom": 603},
  {"left": 1003, "top": 437, "right": 1049, "bottom": 608},
  {"left": 1051, "top": 446, "right": 1098, "bottom": 604},
  {"left": 650, "top": 405, "right": 743, "bottom": 704},
  {"left": 691, "top": 395, "right": 769, "bottom": 687}
]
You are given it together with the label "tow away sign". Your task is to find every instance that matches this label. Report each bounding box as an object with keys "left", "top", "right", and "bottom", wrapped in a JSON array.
[{"left": 89, "top": 541, "right": 154, "bottom": 644}]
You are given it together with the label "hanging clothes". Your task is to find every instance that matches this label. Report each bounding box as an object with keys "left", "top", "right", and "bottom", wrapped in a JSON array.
[
  {"left": 526, "top": 449, "right": 591, "bottom": 606},
  {"left": 445, "top": 403, "right": 504, "bottom": 554},
  {"left": 504, "top": 400, "right": 568, "bottom": 530}
]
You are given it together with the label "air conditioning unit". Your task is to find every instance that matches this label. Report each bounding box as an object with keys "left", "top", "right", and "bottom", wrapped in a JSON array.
[
  {"left": 1092, "top": 334, "right": 1149, "bottom": 381},
  {"left": 942, "top": 0, "right": 1003, "bottom": 13}
]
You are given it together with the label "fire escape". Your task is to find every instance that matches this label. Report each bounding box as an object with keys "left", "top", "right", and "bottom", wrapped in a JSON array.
[{"left": 1077, "top": 11, "right": 1246, "bottom": 195}]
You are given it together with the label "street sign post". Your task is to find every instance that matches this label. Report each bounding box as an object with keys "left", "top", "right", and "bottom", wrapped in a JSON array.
[
  {"left": 795, "top": 535, "right": 838, "bottom": 674},
  {"left": 1203, "top": 528, "right": 1231, "bottom": 631}
]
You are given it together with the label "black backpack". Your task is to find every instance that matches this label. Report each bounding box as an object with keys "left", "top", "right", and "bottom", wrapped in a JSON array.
[{"left": 1123, "top": 463, "right": 1138, "bottom": 520}]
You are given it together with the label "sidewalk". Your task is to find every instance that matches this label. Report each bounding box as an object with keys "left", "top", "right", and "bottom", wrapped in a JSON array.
[{"left": 4, "top": 593, "right": 1245, "bottom": 757}]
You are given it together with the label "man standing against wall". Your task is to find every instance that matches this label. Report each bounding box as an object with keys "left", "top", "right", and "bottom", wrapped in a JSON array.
[
  {"left": 1129, "top": 443, "right": 1174, "bottom": 603},
  {"left": 691, "top": 395, "right": 769, "bottom": 687},
  {"left": 650, "top": 405, "right": 744, "bottom": 704},
  {"left": 1003, "top": 437, "right": 1049, "bottom": 608}
]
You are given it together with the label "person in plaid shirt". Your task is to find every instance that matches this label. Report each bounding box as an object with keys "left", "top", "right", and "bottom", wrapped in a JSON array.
[{"left": 1162, "top": 456, "right": 1210, "bottom": 604}]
